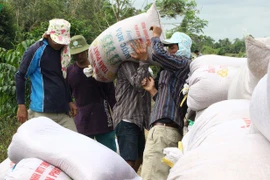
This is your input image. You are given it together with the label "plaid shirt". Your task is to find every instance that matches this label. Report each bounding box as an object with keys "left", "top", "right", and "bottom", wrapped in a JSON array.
[
  {"left": 112, "top": 61, "right": 151, "bottom": 130},
  {"left": 150, "top": 37, "right": 191, "bottom": 128}
]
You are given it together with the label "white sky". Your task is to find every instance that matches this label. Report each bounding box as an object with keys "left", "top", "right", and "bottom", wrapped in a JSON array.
[{"left": 132, "top": 0, "right": 270, "bottom": 41}]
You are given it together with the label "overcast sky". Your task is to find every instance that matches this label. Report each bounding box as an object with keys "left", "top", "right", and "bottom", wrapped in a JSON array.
[{"left": 132, "top": 0, "right": 270, "bottom": 41}]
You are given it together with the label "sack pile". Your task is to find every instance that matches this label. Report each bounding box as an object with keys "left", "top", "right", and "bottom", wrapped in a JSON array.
[
  {"left": 7, "top": 117, "right": 141, "bottom": 180},
  {"left": 187, "top": 55, "right": 246, "bottom": 111},
  {"left": 168, "top": 36, "right": 270, "bottom": 180}
]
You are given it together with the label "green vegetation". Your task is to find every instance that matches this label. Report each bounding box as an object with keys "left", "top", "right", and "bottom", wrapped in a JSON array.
[{"left": 0, "top": 0, "right": 246, "bottom": 162}]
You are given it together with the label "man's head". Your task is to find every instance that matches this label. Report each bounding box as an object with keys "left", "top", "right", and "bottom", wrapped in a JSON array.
[
  {"left": 70, "top": 35, "right": 90, "bottom": 64},
  {"left": 45, "top": 19, "right": 71, "bottom": 50},
  {"left": 162, "top": 32, "right": 192, "bottom": 58},
  {"left": 194, "top": 50, "right": 200, "bottom": 55}
]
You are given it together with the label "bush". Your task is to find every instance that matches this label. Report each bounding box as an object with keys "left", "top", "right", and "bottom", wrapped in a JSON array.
[{"left": 0, "top": 116, "right": 19, "bottom": 162}]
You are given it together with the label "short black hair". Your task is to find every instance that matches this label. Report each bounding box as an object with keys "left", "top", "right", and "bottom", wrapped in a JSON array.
[{"left": 194, "top": 50, "right": 199, "bottom": 53}]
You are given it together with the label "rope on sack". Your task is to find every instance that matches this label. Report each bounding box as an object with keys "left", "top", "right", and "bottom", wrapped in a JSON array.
[{"left": 180, "top": 83, "right": 189, "bottom": 107}]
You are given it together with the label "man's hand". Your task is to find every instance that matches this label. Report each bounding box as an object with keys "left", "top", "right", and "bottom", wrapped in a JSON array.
[
  {"left": 17, "top": 104, "right": 28, "bottom": 123},
  {"left": 150, "top": 26, "right": 162, "bottom": 38},
  {"left": 130, "top": 39, "right": 148, "bottom": 61},
  {"left": 142, "top": 77, "right": 157, "bottom": 97},
  {"left": 69, "top": 102, "right": 77, "bottom": 117}
]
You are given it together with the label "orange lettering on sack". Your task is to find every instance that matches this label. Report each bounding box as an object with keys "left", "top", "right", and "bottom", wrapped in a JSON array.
[
  {"left": 98, "top": 59, "right": 109, "bottom": 74},
  {"left": 207, "top": 65, "right": 215, "bottom": 73},
  {"left": 141, "top": 22, "right": 150, "bottom": 44},
  {"left": 30, "top": 173, "right": 41, "bottom": 180},
  {"left": 35, "top": 161, "right": 49, "bottom": 175},
  {"left": 45, "top": 177, "right": 55, "bottom": 180},
  {"left": 49, "top": 167, "right": 61, "bottom": 177},
  {"left": 94, "top": 47, "right": 102, "bottom": 63},
  {"left": 241, "top": 118, "right": 251, "bottom": 128},
  {"left": 134, "top": 25, "right": 141, "bottom": 38},
  {"left": 35, "top": 166, "right": 46, "bottom": 175}
]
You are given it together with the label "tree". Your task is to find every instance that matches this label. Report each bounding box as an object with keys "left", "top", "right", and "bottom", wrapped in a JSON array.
[
  {"left": 0, "top": 1, "right": 16, "bottom": 49},
  {"left": 153, "top": 0, "right": 208, "bottom": 51}
]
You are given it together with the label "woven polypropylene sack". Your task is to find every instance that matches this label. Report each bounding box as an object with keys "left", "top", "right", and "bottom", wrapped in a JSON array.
[{"left": 88, "top": 3, "right": 163, "bottom": 82}]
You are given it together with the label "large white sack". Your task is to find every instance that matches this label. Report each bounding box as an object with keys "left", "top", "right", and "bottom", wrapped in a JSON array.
[
  {"left": 227, "top": 64, "right": 259, "bottom": 99},
  {"left": 187, "top": 55, "right": 246, "bottom": 111},
  {"left": 8, "top": 117, "right": 141, "bottom": 180},
  {"left": 250, "top": 67, "right": 270, "bottom": 142},
  {"left": 88, "top": 3, "right": 162, "bottom": 82},
  {"left": 245, "top": 36, "right": 270, "bottom": 79},
  {"left": 227, "top": 36, "right": 270, "bottom": 99},
  {"left": 190, "top": 55, "right": 246, "bottom": 73},
  {"left": 0, "top": 158, "right": 15, "bottom": 180},
  {"left": 183, "top": 99, "right": 250, "bottom": 152},
  {"left": 168, "top": 134, "right": 270, "bottom": 180},
  {"left": 5, "top": 158, "right": 71, "bottom": 180}
]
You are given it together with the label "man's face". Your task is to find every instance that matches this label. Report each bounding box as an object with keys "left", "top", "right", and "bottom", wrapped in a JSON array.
[
  {"left": 167, "top": 44, "right": 178, "bottom": 54},
  {"left": 74, "top": 50, "right": 88, "bottom": 64},
  {"left": 48, "top": 36, "right": 65, "bottom": 50}
]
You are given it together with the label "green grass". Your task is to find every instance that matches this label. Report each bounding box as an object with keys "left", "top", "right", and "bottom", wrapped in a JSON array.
[{"left": 0, "top": 116, "right": 20, "bottom": 162}]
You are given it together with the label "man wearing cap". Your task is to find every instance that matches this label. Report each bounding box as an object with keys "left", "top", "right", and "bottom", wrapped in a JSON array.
[
  {"left": 137, "top": 26, "right": 192, "bottom": 180},
  {"left": 66, "top": 35, "right": 117, "bottom": 151},
  {"left": 16, "top": 19, "right": 77, "bottom": 132}
]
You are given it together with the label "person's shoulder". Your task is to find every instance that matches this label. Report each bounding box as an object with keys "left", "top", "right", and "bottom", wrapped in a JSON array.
[
  {"left": 67, "top": 63, "right": 78, "bottom": 72},
  {"left": 26, "top": 40, "right": 45, "bottom": 53}
]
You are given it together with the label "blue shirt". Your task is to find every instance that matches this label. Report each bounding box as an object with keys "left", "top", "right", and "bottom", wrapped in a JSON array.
[
  {"left": 150, "top": 37, "right": 191, "bottom": 128},
  {"left": 16, "top": 39, "right": 71, "bottom": 113}
]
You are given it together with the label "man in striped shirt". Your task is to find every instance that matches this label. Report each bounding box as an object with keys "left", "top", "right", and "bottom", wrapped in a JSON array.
[
  {"left": 113, "top": 41, "right": 152, "bottom": 172},
  {"left": 140, "top": 26, "right": 192, "bottom": 180}
]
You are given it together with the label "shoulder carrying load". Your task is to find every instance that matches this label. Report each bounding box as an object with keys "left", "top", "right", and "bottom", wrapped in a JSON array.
[
  {"left": 88, "top": 3, "right": 163, "bottom": 82},
  {"left": 8, "top": 117, "right": 141, "bottom": 180}
]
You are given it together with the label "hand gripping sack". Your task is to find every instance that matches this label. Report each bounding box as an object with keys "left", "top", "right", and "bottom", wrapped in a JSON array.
[{"left": 88, "top": 3, "right": 163, "bottom": 82}]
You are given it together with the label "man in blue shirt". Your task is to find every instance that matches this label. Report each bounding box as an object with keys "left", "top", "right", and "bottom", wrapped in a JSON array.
[{"left": 16, "top": 19, "right": 77, "bottom": 131}]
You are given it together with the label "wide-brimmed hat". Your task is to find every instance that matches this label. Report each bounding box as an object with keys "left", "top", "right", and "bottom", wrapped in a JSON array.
[
  {"left": 46, "top": 19, "right": 71, "bottom": 45},
  {"left": 162, "top": 32, "right": 192, "bottom": 58},
  {"left": 70, "top": 35, "right": 90, "bottom": 55}
]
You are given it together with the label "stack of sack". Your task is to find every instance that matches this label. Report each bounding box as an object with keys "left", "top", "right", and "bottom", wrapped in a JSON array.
[
  {"left": 187, "top": 36, "right": 270, "bottom": 118},
  {"left": 1, "top": 158, "right": 71, "bottom": 180},
  {"left": 6, "top": 117, "right": 141, "bottom": 180},
  {"left": 88, "top": 2, "right": 163, "bottom": 82},
  {"left": 167, "top": 36, "right": 270, "bottom": 179},
  {"left": 187, "top": 55, "right": 246, "bottom": 115},
  {"left": 0, "top": 158, "right": 15, "bottom": 179}
]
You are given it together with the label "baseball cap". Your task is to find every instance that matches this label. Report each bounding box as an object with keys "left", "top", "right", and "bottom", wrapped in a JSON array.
[
  {"left": 162, "top": 32, "right": 192, "bottom": 58},
  {"left": 70, "top": 35, "right": 90, "bottom": 55}
]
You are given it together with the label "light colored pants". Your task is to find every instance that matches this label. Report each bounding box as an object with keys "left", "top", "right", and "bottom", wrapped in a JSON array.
[
  {"left": 28, "top": 109, "right": 77, "bottom": 132},
  {"left": 141, "top": 125, "right": 182, "bottom": 180}
]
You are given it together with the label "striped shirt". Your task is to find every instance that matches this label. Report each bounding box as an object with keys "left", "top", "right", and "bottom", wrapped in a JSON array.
[
  {"left": 150, "top": 37, "right": 191, "bottom": 128},
  {"left": 112, "top": 61, "right": 151, "bottom": 130}
]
